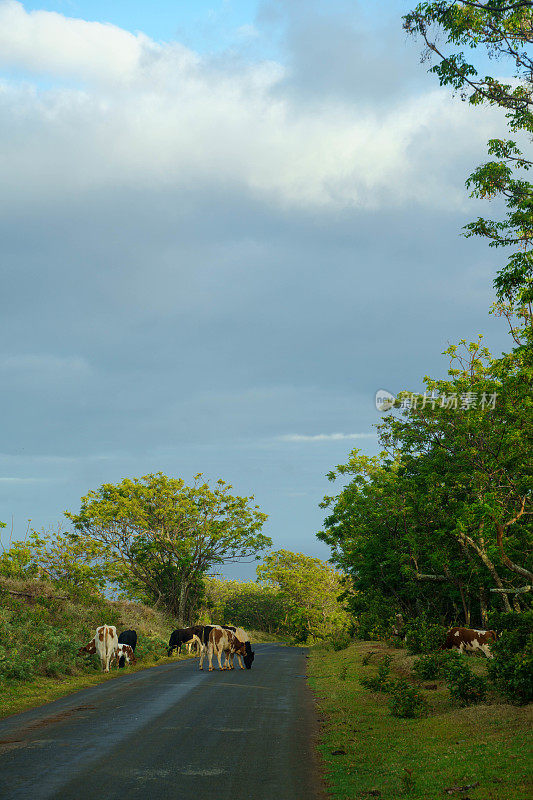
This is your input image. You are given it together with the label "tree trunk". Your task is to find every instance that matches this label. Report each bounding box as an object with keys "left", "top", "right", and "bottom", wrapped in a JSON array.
[
  {"left": 460, "top": 532, "right": 512, "bottom": 613},
  {"left": 479, "top": 586, "right": 488, "bottom": 628}
]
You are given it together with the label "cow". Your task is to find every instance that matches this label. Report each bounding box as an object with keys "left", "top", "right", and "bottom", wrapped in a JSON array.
[
  {"left": 443, "top": 627, "right": 497, "bottom": 659},
  {"left": 167, "top": 625, "right": 207, "bottom": 656},
  {"left": 199, "top": 627, "right": 248, "bottom": 672},
  {"left": 94, "top": 624, "right": 119, "bottom": 672},
  {"left": 112, "top": 643, "right": 137, "bottom": 667},
  {"left": 117, "top": 629, "right": 137, "bottom": 668},
  {"left": 78, "top": 637, "right": 96, "bottom": 658},
  {"left": 222, "top": 625, "right": 255, "bottom": 669}
]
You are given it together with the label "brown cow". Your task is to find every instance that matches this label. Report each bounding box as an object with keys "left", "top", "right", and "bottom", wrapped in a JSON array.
[
  {"left": 199, "top": 627, "right": 247, "bottom": 672},
  {"left": 443, "top": 627, "right": 497, "bottom": 659}
]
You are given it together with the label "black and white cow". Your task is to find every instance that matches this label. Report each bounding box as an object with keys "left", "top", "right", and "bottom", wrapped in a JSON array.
[{"left": 167, "top": 626, "right": 203, "bottom": 656}]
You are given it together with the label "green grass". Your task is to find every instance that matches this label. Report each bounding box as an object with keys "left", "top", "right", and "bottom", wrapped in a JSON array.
[
  {"left": 0, "top": 652, "right": 196, "bottom": 720},
  {"left": 308, "top": 640, "right": 533, "bottom": 800}
]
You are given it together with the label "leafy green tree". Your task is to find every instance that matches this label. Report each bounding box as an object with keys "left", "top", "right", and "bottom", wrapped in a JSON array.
[
  {"left": 66, "top": 473, "right": 270, "bottom": 624},
  {"left": 404, "top": 1, "right": 533, "bottom": 304},
  {"left": 203, "top": 577, "right": 287, "bottom": 634},
  {"left": 320, "top": 331, "right": 532, "bottom": 628},
  {"left": 256, "top": 549, "right": 350, "bottom": 642},
  {"left": 0, "top": 525, "right": 111, "bottom": 598}
]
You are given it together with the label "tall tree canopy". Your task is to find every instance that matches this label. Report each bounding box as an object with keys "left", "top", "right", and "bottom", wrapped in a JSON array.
[
  {"left": 66, "top": 472, "right": 270, "bottom": 624},
  {"left": 404, "top": 1, "right": 533, "bottom": 304},
  {"left": 319, "top": 335, "right": 532, "bottom": 629}
]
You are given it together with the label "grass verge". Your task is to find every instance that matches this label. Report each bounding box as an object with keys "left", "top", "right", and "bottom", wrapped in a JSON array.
[
  {"left": 0, "top": 652, "right": 195, "bottom": 720},
  {"left": 308, "top": 640, "right": 532, "bottom": 800}
]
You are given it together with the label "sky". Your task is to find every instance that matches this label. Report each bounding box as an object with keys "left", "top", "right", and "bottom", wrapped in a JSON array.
[{"left": 0, "top": 1, "right": 513, "bottom": 579}]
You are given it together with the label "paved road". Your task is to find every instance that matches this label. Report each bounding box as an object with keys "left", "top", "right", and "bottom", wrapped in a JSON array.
[{"left": 0, "top": 644, "right": 325, "bottom": 800}]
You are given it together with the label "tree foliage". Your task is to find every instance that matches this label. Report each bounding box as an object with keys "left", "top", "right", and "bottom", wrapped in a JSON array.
[
  {"left": 66, "top": 473, "right": 270, "bottom": 624},
  {"left": 256, "top": 549, "right": 351, "bottom": 642},
  {"left": 404, "top": 1, "right": 533, "bottom": 304},
  {"left": 319, "top": 331, "right": 533, "bottom": 629}
]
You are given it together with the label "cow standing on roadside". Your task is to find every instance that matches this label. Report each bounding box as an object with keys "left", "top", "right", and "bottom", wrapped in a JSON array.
[
  {"left": 443, "top": 627, "right": 497, "bottom": 659},
  {"left": 117, "top": 629, "right": 137, "bottom": 668},
  {"left": 113, "top": 643, "right": 137, "bottom": 667},
  {"left": 94, "top": 625, "right": 119, "bottom": 672}
]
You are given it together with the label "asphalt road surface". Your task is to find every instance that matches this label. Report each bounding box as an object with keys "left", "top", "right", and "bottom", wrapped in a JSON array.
[{"left": 0, "top": 644, "right": 325, "bottom": 800}]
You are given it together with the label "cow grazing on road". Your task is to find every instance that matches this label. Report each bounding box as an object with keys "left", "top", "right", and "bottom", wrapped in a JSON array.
[
  {"left": 222, "top": 625, "right": 255, "bottom": 669},
  {"left": 200, "top": 627, "right": 247, "bottom": 672},
  {"left": 443, "top": 627, "right": 497, "bottom": 659},
  {"left": 117, "top": 629, "right": 137, "bottom": 668},
  {"left": 95, "top": 625, "right": 119, "bottom": 672},
  {"left": 167, "top": 626, "right": 204, "bottom": 656},
  {"left": 113, "top": 643, "right": 137, "bottom": 667}
]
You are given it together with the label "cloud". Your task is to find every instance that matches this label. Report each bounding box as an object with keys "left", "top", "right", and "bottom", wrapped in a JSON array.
[
  {"left": 278, "top": 432, "right": 377, "bottom": 442},
  {"left": 0, "top": 0, "right": 165, "bottom": 84},
  {"left": 0, "top": 2, "right": 502, "bottom": 213},
  {"left": 0, "top": 354, "right": 90, "bottom": 373},
  {"left": 0, "top": 476, "right": 55, "bottom": 483}
]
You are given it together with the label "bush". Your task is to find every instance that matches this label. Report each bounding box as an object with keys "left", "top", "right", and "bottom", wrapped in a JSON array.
[
  {"left": 388, "top": 680, "right": 427, "bottom": 718},
  {"left": 444, "top": 656, "right": 487, "bottom": 705},
  {"left": 404, "top": 618, "right": 447, "bottom": 654},
  {"left": 331, "top": 631, "right": 352, "bottom": 651},
  {"left": 0, "top": 646, "right": 36, "bottom": 681},
  {"left": 488, "top": 611, "right": 533, "bottom": 705},
  {"left": 361, "top": 655, "right": 394, "bottom": 693},
  {"left": 412, "top": 650, "right": 455, "bottom": 680}
]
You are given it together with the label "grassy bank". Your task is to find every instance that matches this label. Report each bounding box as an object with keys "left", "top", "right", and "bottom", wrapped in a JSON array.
[
  {"left": 308, "top": 640, "right": 532, "bottom": 800},
  {"left": 0, "top": 576, "right": 179, "bottom": 719},
  {"left": 0, "top": 577, "right": 284, "bottom": 720}
]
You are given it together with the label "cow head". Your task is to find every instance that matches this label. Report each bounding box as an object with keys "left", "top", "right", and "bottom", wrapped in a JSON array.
[{"left": 243, "top": 641, "right": 255, "bottom": 669}]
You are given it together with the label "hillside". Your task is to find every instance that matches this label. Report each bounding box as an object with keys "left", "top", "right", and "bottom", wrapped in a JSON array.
[{"left": 0, "top": 577, "right": 177, "bottom": 718}]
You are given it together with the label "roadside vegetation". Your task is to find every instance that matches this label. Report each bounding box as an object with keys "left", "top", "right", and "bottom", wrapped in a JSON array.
[
  {"left": 309, "top": 640, "right": 532, "bottom": 800},
  {"left": 310, "top": 5, "right": 533, "bottom": 796},
  {"left": 0, "top": 574, "right": 181, "bottom": 718}
]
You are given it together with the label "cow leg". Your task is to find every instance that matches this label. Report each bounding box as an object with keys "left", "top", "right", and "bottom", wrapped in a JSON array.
[
  {"left": 235, "top": 653, "right": 244, "bottom": 669},
  {"left": 208, "top": 643, "right": 216, "bottom": 672},
  {"left": 199, "top": 644, "right": 206, "bottom": 670}
]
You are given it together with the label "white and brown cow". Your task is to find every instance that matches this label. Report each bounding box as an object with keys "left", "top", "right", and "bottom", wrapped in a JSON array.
[
  {"left": 94, "top": 624, "right": 119, "bottom": 672},
  {"left": 443, "top": 627, "right": 497, "bottom": 659},
  {"left": 222, "top": 626, "right": 254, "bottom": 670},
  {"left": 112, "top": 643, "right": 137, "bottom": 667},
  {"left": 199, "top": 627, "right": 247, "bottom": 672}
]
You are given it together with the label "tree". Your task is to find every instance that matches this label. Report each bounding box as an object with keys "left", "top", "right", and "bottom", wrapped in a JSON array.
[
  {"left": 256, "top": 549, "right": 350, "bottom": 642},
  {"left": 202, "top": 577, "right": 287, "bottom": 634},
  {"left": 320, "top": 333, "right": 533, "bottom": 628},
  {"left": 404, "top": 1, "right": 533, "bottom": 306},
  {"left": 66, "top": 472, "right": 270, "bottom": 624},
  {"left": 0, "top": 524, "right": 112, "bottom": 597}
]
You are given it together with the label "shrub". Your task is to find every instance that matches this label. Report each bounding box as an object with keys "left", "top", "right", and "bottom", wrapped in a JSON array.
[
  {"left": 404, "top": 618, "right": 447, "bottom": 654},
  {"left": 361, "top": 655, "right": 394, "bottom": 692},
  {"left": 412, "top": 650, "right": 454, "bottom": 680},
  {"left": 444, "top": 656, "right": 487, "bottom": 705},
  {"left": 331, "top": 631, "right": 352, "bottom": 651},
  {"left": 0, "top": 646, "right": 36, "bottom": 681},
  {"left": 389, "top": 680, "right": 427, "bottom": 718},
  {"left": 488, "top": 611, "right": 533, "bottom": 705}
]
